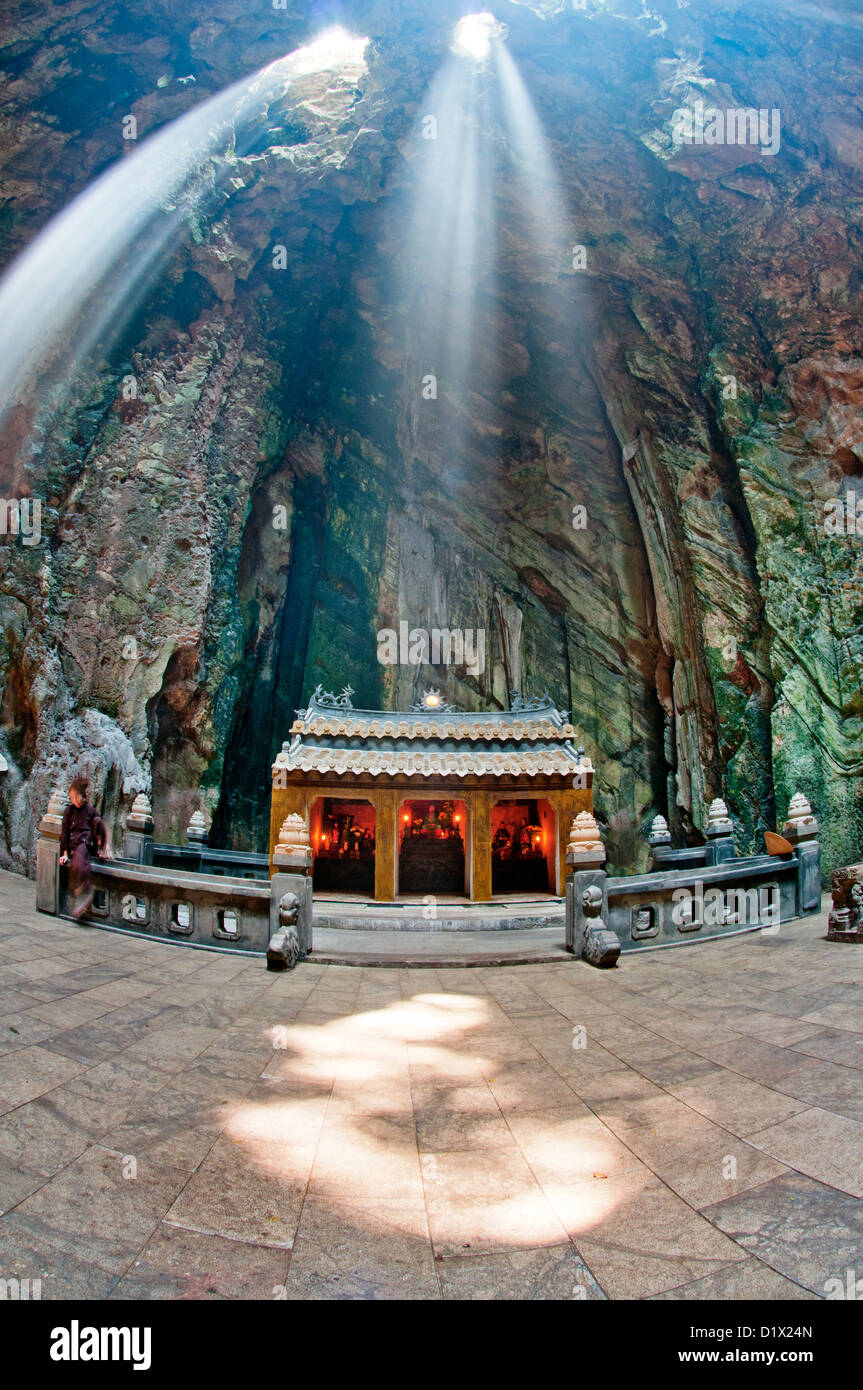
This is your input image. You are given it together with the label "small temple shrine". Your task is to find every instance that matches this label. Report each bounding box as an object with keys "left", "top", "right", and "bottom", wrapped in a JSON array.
[{"left": 269, "top": 685, "right": 594, "bottom": 901}]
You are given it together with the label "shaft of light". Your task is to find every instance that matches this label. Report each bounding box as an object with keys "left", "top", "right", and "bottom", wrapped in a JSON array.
[
  {"left": 0, "top": 29, "right": 368, "bottom": 442},
  {"left": 495, "top": 43, "right": 570, "bottom": 278}
]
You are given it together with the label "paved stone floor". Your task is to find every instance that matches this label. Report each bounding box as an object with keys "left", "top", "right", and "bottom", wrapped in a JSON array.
[
  {"left": 0, "top": 866, "right": 860, "bottom": 1300},
  {"left": 312, "top": 924, "right": 568, "bottom": 965}
]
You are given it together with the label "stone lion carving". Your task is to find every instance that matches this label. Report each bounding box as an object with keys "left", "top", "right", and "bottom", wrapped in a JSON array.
[
  {"left": 581, "top": 884, "right": 603, "bottom": 916},
  {"left": 579, "top": 883, "right": 621, "bottom": 969},
  {"left": 828, "top": 866, "right": 863, "bottom": 942},
  {"left": 267, "top": 892, "right": 301, "bottom": 971}
]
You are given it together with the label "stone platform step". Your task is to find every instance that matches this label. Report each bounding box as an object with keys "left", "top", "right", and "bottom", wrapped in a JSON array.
[
  {"left": 309, "top": 925, "right": 571, "bottom": 967},
  {"left": 312, "top": 896, "right": 564, "bottom": 932}
]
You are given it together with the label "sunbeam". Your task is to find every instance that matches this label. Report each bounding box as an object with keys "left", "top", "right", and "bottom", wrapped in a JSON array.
[{"left": 0, "top": 27, "right": 369, "bottom": 451}]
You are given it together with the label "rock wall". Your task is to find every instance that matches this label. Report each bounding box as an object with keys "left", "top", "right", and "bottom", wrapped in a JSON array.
[{"left": 0, "top": 0, "right": 861, "bottom": 876}]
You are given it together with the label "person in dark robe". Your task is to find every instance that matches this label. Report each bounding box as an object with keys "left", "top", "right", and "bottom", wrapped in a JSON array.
[{"left": 58, "top": 777, "right": 107, "bottom": 920}]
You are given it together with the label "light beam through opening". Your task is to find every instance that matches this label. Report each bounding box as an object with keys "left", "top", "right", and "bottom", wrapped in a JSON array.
[{"left": 451, "top": 13, "right": 508, "bottom": 62}]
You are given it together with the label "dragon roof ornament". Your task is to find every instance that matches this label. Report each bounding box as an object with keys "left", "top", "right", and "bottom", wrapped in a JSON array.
[
  {"left": 510, "top": 690, "right": 568, "bottom": 720},
  {"left": 299, "top": 684, "right": 355, "bottom": 715}
]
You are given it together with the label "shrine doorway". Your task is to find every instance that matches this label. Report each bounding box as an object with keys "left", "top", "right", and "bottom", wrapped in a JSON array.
[
  {"left": 491, "top": 798, "right": 555, "bottom": 894},
  {"left": 309, "top": 797, "right": 375, "bottom": 896},
  {"left": 397, "top": 798, "right": 467, "bottom": 897}
]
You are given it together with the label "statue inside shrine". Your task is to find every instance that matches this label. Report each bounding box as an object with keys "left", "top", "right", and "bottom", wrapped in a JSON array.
[
  {"left": 398, "top": 799, "right": 466, "bottom": 894},
  {"left": 401, "top": 801, "right": 462, "bottom": 845},
  {"left": 312, "top": 799, "right": 375, "bottom": 894},
  {"left": 490, "top": 802, "right": 549, "bottom": 892}
]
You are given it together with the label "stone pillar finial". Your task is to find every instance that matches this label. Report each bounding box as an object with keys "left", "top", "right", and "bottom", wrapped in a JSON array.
[
  {"left": 186, "top": 809, "right": 208, "bottom": 846},
  {"left": 706, "top": 797, "right": 733, "bottom": 837},
  {"left": 566, "top": 810, "right": 606, "bottom": 870},
  {"left": 782, "top": 791, "right": 819, "bottom": 842},
  {"left": 124, "top": 790, "right": 155, "bottom": 865},
  {"left": 39, "top": 787, "right": 67, "bottom": 839},
  {"left": 648, "top": 813, "right": 671, "bottom": 847},
  {"left": 127, "top": 792, "right": 154, "bottom": 833},
  {"left": 273, "top": 812, "right": 313, "bottom": 872}
]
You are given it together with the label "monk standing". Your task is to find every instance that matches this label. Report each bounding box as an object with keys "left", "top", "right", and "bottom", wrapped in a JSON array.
[{"left": 58, "top": 778, "right": 107, "bottom": 920}]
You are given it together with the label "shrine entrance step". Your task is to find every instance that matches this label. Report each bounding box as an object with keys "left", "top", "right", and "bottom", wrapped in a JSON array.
[
  {"left": 312, "top": 896, "right": 563, "bottom": 932},
  {"left": 309, "top": 925, "right": 569, "bottom": 966}
]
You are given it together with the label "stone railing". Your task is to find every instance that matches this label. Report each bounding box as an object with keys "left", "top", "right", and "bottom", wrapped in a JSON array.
[
  {"left": 149, "top": 844, "right": 269, "bottom": 880},
  {"left": 88, "top": 860, "right": 272, "bottom": 948},
  {"left": 565, "top": 796, "right": 823, "bottom": 968},
  {"left": 646, "top": 801, "right": 739, "bottom": 873},
  {"left": 120, "top": 796, "right": 269, "bottom": 879},
  {"left": 36, "top": 795, "right": 314, "bottom": 969}
]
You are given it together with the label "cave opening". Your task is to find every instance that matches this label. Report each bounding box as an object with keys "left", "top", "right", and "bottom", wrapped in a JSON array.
[{"left": 210, "top": 473, "right": 329, "bottom": 852}]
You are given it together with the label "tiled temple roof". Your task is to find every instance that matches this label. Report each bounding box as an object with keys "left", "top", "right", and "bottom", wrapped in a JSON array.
[{"left": 271, "top": 688, "right": 593, "bottom": 782}]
